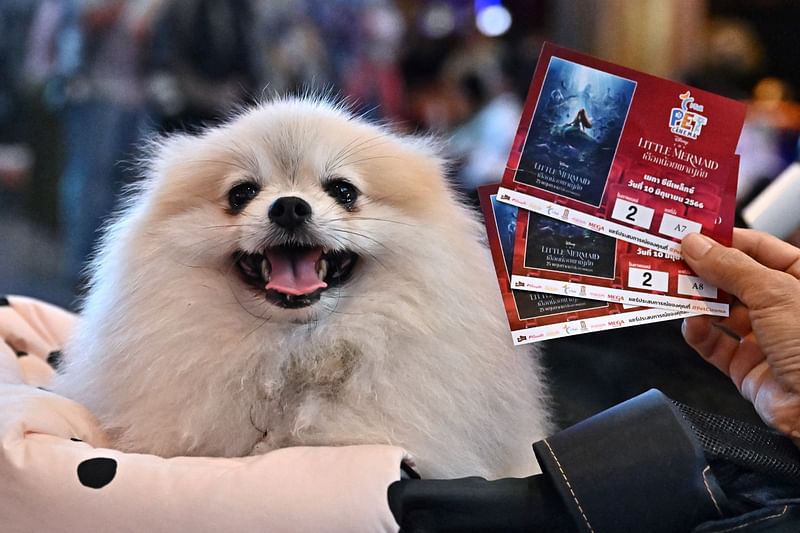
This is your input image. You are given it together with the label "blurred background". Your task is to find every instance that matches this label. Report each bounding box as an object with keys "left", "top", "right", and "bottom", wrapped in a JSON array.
[{"left": 2, "top": 0, "right": 799, "bottom": 426}]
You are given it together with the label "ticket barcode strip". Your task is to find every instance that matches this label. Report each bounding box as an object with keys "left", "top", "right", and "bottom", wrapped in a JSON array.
[
  {"left": 510, "top": 275, "right": 730, "bottom": 317},
  {"left": 497, "top": 186, "right": 682, "bottom": 257},
  {"left": 511, "top": 307, "right": 697, "bottom": 344}
]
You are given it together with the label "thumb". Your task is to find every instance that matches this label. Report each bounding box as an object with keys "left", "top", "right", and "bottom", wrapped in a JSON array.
[{"left": 681, "top": 233, "right": 796, "bottom": 311}]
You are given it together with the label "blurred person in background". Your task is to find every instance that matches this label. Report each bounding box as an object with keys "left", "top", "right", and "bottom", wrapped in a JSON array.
[
  {"left": 26, "top": 0, "right": 161, "bottom": 290},
  {"left": 402, "top": 38, "right": 465, "bottom": 133},
  {"left": 252, "top": 0, "right": 406, "bottom": 123},
  {"left": 684, "top": 18, "right": 765, "bottom": 100},
  {"left": 7, "top": 0, "right": 649, "bottom": 301},
  {"left": 682, "top": 17, "right": 791, "bottom": 204},
  {"left": 0, "top": 1, "right": 37, "bottom": 210},
  {"left": 342, "top": 1, "right": 406, "bottom": 123},
  {"left": 148, "top": 0, "right": 259, "bottom": 132},
  {"left": 304, "top": 0, "right": 367, "bottom": 87},
  {"left": 447, "top": 38, "right": 522, "bottom": 198},
  {"left": 736, "top": 76, "right": 799, "bottom": 204},
  {"left": 252, "top": 0, "right": 333, "bottom": 95}
]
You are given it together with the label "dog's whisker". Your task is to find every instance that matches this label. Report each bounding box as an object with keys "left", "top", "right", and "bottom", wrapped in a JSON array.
[
  {"left": 312, "top": 202, "right": 342, "bottom": 222},
  {"left": 324, "top": 136, "right": 365, "bottom": 173},
  {"left": 319, "top": 303, "right": 367, "bottom": 316},
  {"left": 326, "top": 216, "right": 415, "bottom": 227},
  {"left": 328, "top": 233, "right": 388, "bottom": 272},
  {"left": 228, "top": 139, "right": 262, "bottom": 176},
  {"left": 326, "top": 286, "right": 343, "bottom": 318},
  {"left": 332, "top": 136, "right": 393, "bottom": 163},
  {"left": 213, "top": 254, "right": 277, "bottom": 321},
  {"left": 320, "top": 293, "right": 371, "bottom": 300},
  {"left": 325, "top": 136, "right": 392, "bottom": 174},
  {"left": 329, "top": 227, "right": 389, "bottom": 251},
  {"left": 337, "top": 155, "right": 402, "bottom": 167},
  {"left": 319, "top": 286, "right": 368, "bottom": 316},
  {"left": 186, "top": 194, "right": 227, "bottom": 207},
  {"left": 241, "top": 312, "right": 273, "bottom": 341},
  {"left": 201, "top": 223, "right": 265, "bottom": 230},
  {"left": 327, "top": 135, "right": 383, "bottom": 168},
  {"left": 193, "top": 158, "right": 252, "bottom": 173},
  {"left": 228, "top": 289, "right": 268, "bottom": 321},
  {"left": 171, "top": 258, "right": 214, "bottom": 270}
]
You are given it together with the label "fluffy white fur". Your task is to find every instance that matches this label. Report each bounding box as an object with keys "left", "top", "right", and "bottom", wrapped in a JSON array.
[{"left": 54, "top": 97, "right": 551, "bottom": 479}]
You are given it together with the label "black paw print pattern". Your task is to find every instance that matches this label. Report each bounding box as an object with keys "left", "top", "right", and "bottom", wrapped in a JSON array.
[
  {"left": 1, "top": 296, "right": 116, "bottom": 490},
  {"left": 3, "top": 296, "right": 65, "bottom": 371},
  {"left": 77, "top": 457, "right": 118, "bottom": 489}
]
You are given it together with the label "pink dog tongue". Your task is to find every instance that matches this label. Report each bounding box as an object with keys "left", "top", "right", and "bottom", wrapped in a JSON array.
[{"left": 265, "top": 247, "right": 327, "bottom": 296}]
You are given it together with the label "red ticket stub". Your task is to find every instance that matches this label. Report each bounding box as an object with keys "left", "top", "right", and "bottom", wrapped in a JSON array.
[
  {"left": 479, "top": 185, "right": 694, "bottom": 344},
  {"left": 498, "top": 42, "right": 745, "bottom": 257},
  {"left": 508, "top": 163, "right": 738, "bottom": 316}
]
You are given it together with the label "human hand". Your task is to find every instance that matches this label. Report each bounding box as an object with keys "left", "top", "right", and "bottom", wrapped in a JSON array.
[{"left": 681, "top": 229, "right": 800, "bottom": 441}]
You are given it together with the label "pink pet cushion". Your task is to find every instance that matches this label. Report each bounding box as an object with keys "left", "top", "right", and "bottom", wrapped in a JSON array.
[{"left": 0, "top": 296, "right": 405, "bottom": 532}]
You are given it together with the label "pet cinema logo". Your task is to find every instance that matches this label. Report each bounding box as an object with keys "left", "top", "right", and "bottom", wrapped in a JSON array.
[{"left": 669, "top": 91, "right": 708, "bottom": 140}]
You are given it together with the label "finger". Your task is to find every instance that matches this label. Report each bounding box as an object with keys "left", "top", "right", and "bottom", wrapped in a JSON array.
[
  {"left": 683, "top": 302, "right": 751, "bottom": 356},
  {"left": 715, "top": 301, "right": 752, "bottom": 339},
  {"left": 682, "top": 316, "right": 742, "bottom": 377},
  {"left": 728, "top": 334, "right": 769, "bottom": 392},
  {"left": 731, "top": 228, "right": 800, "bottom": 279},
  {"left": 752, "top": 380, "right": 800, "bottom": 440},
  {"left": 681, "top": 233, "right": 800, "bottom": 311},
  {"left": 681, "top": 310, "right": 747, "bottom": 346},
  {"left": 739, "top": 359, "right": 772, "bottom": 406},
  {"left": 687, "top": 318, "right": 799, "bottom": 432},
  {"left": 682, "top": 315, "right": 714, "bottom": 353}
]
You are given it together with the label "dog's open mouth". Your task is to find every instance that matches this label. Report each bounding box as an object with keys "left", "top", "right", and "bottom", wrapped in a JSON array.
[{"left": 235, "top": 245, "right": 358, "bottom": 308}]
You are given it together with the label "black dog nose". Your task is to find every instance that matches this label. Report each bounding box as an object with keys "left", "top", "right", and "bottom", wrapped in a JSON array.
[{"left": 268, "top": 196, "right": 312, "bottom": 229}]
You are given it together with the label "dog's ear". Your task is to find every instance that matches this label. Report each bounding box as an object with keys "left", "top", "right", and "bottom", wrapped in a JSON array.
[
  {"left": 143, "top": 132, "right": 202, "bottom": 186},
  {"left": 400, "top": 133, "right": 451, "bottom": 175},
  {"left": 348, "top": 131, "right": 458, "bottom": 219},
  {"left": 135, "top": 130, "right": 246, "bottom": 219}
]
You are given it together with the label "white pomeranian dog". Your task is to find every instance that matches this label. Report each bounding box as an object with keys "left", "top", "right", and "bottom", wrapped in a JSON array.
[{"left": 54, "top": 97, "right": 550, "bottom": 479}]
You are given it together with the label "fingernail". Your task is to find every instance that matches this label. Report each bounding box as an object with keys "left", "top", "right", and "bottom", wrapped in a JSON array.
[{"left": 682, "top": 233, "right": 715, "bottom": 260}]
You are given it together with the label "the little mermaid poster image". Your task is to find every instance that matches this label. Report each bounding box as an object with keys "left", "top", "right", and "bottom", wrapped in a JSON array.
[{"left": 517, "top": 56, "right": 636, "bottom": 206}]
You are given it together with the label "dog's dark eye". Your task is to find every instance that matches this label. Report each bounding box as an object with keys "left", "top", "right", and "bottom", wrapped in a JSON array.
[
  {"left": 324, "top": 179, "right": 359, "bottom": 209},
  {"left": 228, "top": 182, "right": 260, "bottom": 213}
]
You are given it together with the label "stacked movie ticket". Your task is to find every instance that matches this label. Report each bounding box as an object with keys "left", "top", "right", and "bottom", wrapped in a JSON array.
[{"left": 480, "top": 43, "right": 746, "bottom": 344}]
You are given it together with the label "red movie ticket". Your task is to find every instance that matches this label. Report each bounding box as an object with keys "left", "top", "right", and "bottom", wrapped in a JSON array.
[
  {"left": 479, "top": 185, "right": 694, "bottom": 344},
  {"left": 497, "top": 43, "right": 745, "bottom": 315}
]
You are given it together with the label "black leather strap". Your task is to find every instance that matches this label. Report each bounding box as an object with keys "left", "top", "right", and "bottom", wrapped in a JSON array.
[
  {"left": 533, "top": 389, "right": 727, "bottom": 533},
  {"left": 388, "top": 474, "right": 575, "bottom": 532}
]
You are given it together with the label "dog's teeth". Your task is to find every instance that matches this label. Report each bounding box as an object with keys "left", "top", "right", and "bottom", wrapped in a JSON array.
[
  {"left": 317, "top": 259, "right": 328, "bottom": 280},
  {"left": 261, "top": 258, "right": 271, "bottom": 281}
]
